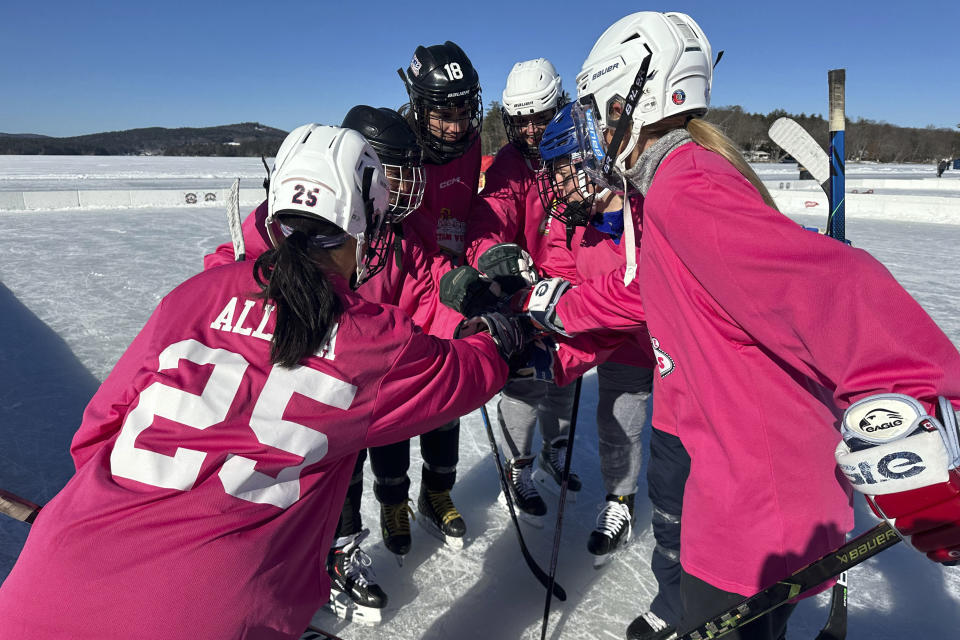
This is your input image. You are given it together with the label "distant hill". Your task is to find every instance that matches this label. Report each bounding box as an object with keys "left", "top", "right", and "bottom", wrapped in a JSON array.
[{"left": 0, "top": 122, "right": 288, "bottom": 157}]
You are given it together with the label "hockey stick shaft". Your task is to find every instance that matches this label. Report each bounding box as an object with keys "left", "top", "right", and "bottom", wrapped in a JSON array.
[
  {"left": 479, "top": 404, "right": 567, "bottom": 601},
  {"left": 539, "top": 376, "right": 582, "bottom": 640},
  {"left": 675, "top": 522, "right": 898, "bottom": 639},
  {"left": 0, "top": 488, "right": 40, "bottom": 524},
  {"left": 0, "top": 489, "right": 343, "bottom": 640},
  {"left": 827, "top": 69, "right": 846, "bottom": 242}
]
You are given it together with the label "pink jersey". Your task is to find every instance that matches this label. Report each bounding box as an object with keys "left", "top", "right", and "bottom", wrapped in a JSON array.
[
  {"left": 541, "top": 199, "right": 654, "bottom": 369},
  {"left": 0, "top": 263, "right": 506, "bottom": 640},
  {"left": 465, "top": 143, "right": 553, "bottom": 266},
  {"left": 552, "top": 142, "right": 960, "bottom": 596},
  {"left": 202, "top": 200, "right": 459, "bottom": 337}
]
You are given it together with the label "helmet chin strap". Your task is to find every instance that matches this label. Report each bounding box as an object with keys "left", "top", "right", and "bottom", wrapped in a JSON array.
[
  {"left": 621, "top": 175, "right": 637, "bottom": 286},
  {"left": 599, "top": 44, "right": 652, "bottom": 186}
]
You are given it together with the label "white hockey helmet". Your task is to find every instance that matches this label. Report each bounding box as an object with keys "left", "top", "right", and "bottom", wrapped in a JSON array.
[
  {"left": 502, "top": 58, "right": 562, "bottom": 117},
  {"left": 266, "top": 124, "right": 391, "bottom": 286},
  {"left": 501, "top": 58, "right": 563, "bottom": 159},
  {"left": 575, "top": 11, "right": 713, "bottom": 174}
]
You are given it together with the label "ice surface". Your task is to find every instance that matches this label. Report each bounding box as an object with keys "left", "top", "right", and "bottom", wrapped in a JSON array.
[{"left": 1, "top": 156, "right": 959, "bottom": 639}]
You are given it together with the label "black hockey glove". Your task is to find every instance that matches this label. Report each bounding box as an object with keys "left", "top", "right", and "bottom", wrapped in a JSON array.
[
  {"left": 454, "top": 311, "right": 529, "bottom": 361},
  {"left": 440, "top": 265, "right": 508, "bottom": 317},
  {"left": 477, "top": 243, "right": 539, "bottom": 295}
]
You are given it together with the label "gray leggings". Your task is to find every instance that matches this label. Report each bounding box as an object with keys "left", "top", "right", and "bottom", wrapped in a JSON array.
[
  {"left": 496, "top": 378, "right": 577, "bottom": 459},
  {"left": 596, "top": 361, "right": 652, "bottom": 496}
]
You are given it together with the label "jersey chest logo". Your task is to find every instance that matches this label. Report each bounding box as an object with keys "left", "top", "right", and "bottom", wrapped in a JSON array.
[{"left": 650, "top": 336, "right": 675, "bottom": 378}]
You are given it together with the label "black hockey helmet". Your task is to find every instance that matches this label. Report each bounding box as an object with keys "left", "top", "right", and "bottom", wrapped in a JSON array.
[
  {"left": 398, "top": 41, "right": 482, "bottom": 163},
  {"left": 341, "top": 105, "right": 425, "bottom": 221}
]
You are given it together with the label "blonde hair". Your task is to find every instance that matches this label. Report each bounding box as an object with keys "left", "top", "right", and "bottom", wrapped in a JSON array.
[{"left": 644, "top": 116, "right": 779, "bottom": 211}]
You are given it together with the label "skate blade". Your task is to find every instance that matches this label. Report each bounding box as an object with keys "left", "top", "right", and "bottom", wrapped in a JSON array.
[
  {"left": 416, "top": 515, "right": 465, "bottom": 549},
  {"left": 496, "top": 491, "right": 546, "bottom": 528},
  {"left": 326, "top": 590, "right": 383, "bottom": 626},
  {"left": 591, "top": 535, "right": 632, "bottom": 570},
  {"left": 531, "top": 468, "right": 579, "bottom": 502},
  {"left": 393, "top": 553, "right": 404, "bottom": 567}
]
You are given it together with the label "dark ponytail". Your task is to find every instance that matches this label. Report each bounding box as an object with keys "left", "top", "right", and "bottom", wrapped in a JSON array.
[{"left": 253, "top": 221, "right": 344, "bottom": 368}]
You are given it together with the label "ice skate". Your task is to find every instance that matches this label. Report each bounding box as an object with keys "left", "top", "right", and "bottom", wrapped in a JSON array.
[
  {"left": 626, "top": 611, "right": 677, "bottom": 640},
  {"left": 417, "top": 486, "right": 466, "bottom": 549},
  {"left": 498, "top": 455, "right": 547, "bottom": 527},
  {"left": 532, "top": 437, "right": 581, "bottom": 500},
  {"left": 380, "top": 499, "right": 414, "bottom": 566},
  {"left": 325, "top": 529, "right": 387, "bottom": 625},
  {"left": 587, "top": 493, "right": 635, "bottom": 569}
]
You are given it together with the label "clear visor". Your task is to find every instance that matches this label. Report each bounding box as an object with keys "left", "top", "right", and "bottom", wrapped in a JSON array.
[{"left": 571, "top": 100, "right": 625, "bottom": 194}]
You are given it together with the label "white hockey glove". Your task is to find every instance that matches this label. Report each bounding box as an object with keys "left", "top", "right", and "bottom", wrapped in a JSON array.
[
  {"left": 510, "top": 278, "right": 571, "bottom": 336},
  {"left": 835, "top": 393, "right": 960, "bottom": 564}
]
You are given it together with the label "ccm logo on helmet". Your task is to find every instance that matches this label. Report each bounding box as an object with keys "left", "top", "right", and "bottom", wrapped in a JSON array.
[{"left": 591, "top": 62, "right": 620, "bottom": 82}]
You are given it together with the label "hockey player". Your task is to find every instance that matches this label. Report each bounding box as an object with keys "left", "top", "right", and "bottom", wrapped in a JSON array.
[
  {"left": 372, "top": 40, "right": 486, "bottom": 550},
  {"left": 0, "top": 125, "right": 522, "bottom": 640},
  {"left": 465, "top": 58, "right": 580, "bottom": 523},
  {"left": 537, "top": 103, "right": 679, "bottom": 626},
  {"left": 507, "top": 11, "right": 960, "bottom": 640}
]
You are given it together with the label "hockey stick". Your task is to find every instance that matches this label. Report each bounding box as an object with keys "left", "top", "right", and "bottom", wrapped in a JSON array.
[
  {"left": 768, "top": 117, "right": 830, "bottom": 195},
  {"left": 827, "top": 69, "right": 846, "bottom": 242},
  {"left": 768, "top": 115, "right": 850, "bottom": 639},
  {"left": 0, "top": 489, "right": 345, "bottom": 640},
  {"left": 540, "top": 376, "right": 582, "bottom": 640},
  {"left": 479, "top": 404, "right": 567, "bottom": 601},
  {"left": 226, "top": 178, "right": 245, "bottom": 261},
  {"left": 0, "top": 488, "right": 40, "bottom": 524},
  {"left": 674, "top": 522, "right": 898, "bottom": 640}
]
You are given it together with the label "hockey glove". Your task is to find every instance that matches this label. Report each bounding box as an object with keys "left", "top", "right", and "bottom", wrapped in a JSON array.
[
  {"left": 508, "top": 337, "right": 557, "bottom": 383},
  {"left": 511, "top": 278, "right": 572, "bottom": 336},
  {"left": 835, "top": 393, "right": 960, "bottom": 565},
  {"left": 454, "top": 311, "right": 528, "bottom": 361},
  {"left": 477, "top": 242, "right": 539, "bottom": 295},
  {"left": 440, "top": 265, "right": 506, "bottom": 318}
]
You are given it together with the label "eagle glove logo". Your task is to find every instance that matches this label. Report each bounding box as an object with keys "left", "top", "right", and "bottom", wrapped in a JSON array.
[{"left": 650, "top": 336, "right": 675, "bottom": 378}]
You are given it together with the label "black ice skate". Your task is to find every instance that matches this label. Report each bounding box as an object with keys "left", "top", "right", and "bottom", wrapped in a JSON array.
[
  {"left": 499, "top": 455, "right": 547, "bottom": 527},
  {"left": 325, "top": 529, "right": 387, "bottom": 625},
  {"left": 380, "top": 499, "right": 414, "bottom": 566},
  {"left": 626, "top": 611, "right": 677, "bottom": 640},
  {"left": 417, "top": 487, "right": 466, "bottom": 549},
  {"left": 532, "top": 437, "right": 581, "bottom": 499},
  {"left": 587, "top": 493, "right": 635, "bottom": 568}
]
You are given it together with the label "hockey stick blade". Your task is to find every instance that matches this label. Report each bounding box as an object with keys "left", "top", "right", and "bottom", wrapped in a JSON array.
[
  {"left": 226, "top": 178, "right": 245, "bottom": 261},
  {"left": 814, "top": 571, "right": 847, "bottom": 640},
  {"left": 674, "top": 522, "right": 898, "bottom": 640},
  {"left": 768, "top": 117, "right": 830, "bottom": 192},
  {"left": 479, "top": 405, "right": 567, "bottom": 601},
  {"left": 0, "top": 488, "right": 40, "bottom": 524},
  {"left": 300, "top": 624, "right": 346, "bottom": 640}
]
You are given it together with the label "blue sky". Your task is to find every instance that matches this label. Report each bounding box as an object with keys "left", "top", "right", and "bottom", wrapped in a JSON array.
[{"left": 3, "top": 1, "right": 958, "bottom": 137}]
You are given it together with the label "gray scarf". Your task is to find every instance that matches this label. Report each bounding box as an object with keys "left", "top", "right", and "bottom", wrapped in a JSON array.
[{"left": 622, "top": 128, "right": 693, "bottom": 196}]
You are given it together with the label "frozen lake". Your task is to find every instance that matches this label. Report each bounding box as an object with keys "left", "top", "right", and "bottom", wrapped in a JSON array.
[{"left": 1, "top": 155, "right": 959, "bottom": 639}]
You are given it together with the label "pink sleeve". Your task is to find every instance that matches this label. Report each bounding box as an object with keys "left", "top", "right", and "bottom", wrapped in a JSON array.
[
  {"left": 465, "top": 195, "right": 518, "bottom": 267},
  {"left": 540, "top": 216, "right": 580, "bottom": 282},
  {"left": 554, "top": 266, "right": 646, "bottom": 335},
  {"left": 653, "top": 154, "right": 960, "bottom": 408},
  {"left": 366, "top": 330, "right": 508, "bottom": 446}
]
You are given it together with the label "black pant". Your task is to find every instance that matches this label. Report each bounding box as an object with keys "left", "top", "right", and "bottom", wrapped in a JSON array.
[
  {"left": 678, "top": 569, "right": 796, "bottom": 640},
  {"left": 647, "top": 427, "right": 690, "bottom": 626},
  {"left": 370, "top": 418, "right": 461, "bottom": 504}
]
